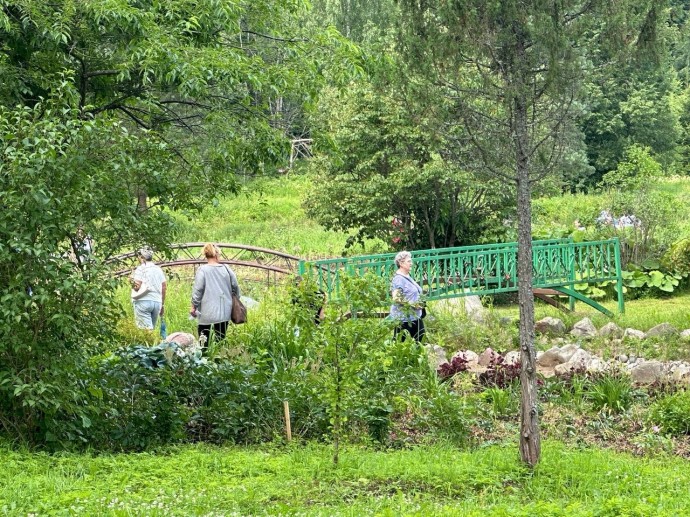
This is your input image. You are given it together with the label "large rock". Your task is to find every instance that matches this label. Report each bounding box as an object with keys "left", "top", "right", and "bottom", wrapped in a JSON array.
[
  {"left": 680, "top": 329, "right": 690, "bottom": 341},
  {"left": 587, "top": 357, "right": 609, "bottom": 373},
  {"left": 504, "top": 350, "right": 521, "bottom": 366},
  {"left": 454, "top": 349, "right": 479, "bottom": 368},
  {"left": 425, "top": 344, "right": 448, "bottom": 370},
  {"left": 631, "top": 360, "right": 663, "bottom": 384},
  {"left": 478, "top": 347, "right": 499, "bottom": 367},
  {"left": 623, "top": 328, "right": 645, "bottom": 340},
  {"left": 536, "top": 346, "right": 562, "bottom": 367},
  {"left": 645, "top": 323, "right": 679, "bottom": 339},
  {"left": 166, "top": 332, "right": 196, "bottom": 348},
  {"left": 669, "top": 363, "right": 690, "bottom": 383},
  {"left": 599, "top": 322, "right": 623, "bottom": 338},
  {"left": 554, "top": 349, "right": 592, "bottom": 376},
  {"left": 570, "top": 318, "right": 597, "bottom": 339},
  {"left": 557, "top": 343, "right": 581, "bottom": 364},
  {"left": 464, "top": 295, "right": 488, "bottom": 324},
  {"left": 535, "top": 317, "right": 566, "bottom": 336},
  {"left": 568, "top": 348, "right": 592, "bottom": 367},
  {"left": 434, "top": 297, "right": 466, "bottom": 315}
]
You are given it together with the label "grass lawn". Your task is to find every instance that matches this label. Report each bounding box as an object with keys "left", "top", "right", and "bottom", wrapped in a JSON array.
[
  {"left": 2, "top": 440, "right": 689, "bottom": 516},
  {"left": 489, "top": 291, "right": 690, "bottom": 333}
]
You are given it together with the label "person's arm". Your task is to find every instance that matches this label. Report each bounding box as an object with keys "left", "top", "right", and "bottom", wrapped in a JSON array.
[
  {"left": 190, "top": 270, "right": 205, "bottom": 316},
  {"left": 228, "top": 268, "right": 241, "bottom": 298},
  {"left": 132, "top": 267, "right": 143, "bottom": 290},
  {"left": 160, "top": 280, "right": 167, "bottom": 315}
]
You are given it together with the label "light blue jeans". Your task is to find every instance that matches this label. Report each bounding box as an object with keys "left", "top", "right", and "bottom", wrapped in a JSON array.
[{"left": 134, "top": 300, "right": 161, "bottom": 330}]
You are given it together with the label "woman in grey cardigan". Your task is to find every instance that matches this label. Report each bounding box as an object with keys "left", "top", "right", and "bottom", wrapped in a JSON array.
[{"left": 190, "top": 243, "right": 241, "bottom": 348}]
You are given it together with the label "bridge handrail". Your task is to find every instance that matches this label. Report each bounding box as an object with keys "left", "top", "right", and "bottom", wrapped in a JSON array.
[
  {"left": 327, "top": 237, "right": 573, "bottom": 265},
  {"left": 108, "top": 242, "right": 301, "bottom": 263}
]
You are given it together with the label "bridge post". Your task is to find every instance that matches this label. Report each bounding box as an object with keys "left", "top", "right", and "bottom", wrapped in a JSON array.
[
  {"left": 614, "top": 239, "right": 625, "bottom": 314},
  {"left": 568, "top": 244, "right": 576, "bottom": 312}
]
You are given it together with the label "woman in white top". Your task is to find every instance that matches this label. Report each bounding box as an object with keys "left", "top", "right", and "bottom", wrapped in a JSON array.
[{"left": 131, "top": 248, "right": 167, "bottom": 330}]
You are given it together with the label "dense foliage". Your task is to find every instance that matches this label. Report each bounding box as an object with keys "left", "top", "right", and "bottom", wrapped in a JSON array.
[
  {"left": 304, "top": 78, "right": 514, "bottom": 250},
  {"left": 0, "top": 0, "right": 358, "bottom": 441}
]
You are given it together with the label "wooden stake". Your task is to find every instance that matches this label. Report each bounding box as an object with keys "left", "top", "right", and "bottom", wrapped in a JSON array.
[{"left": 283, "top": 400, "right": 292, "bottom": 441}]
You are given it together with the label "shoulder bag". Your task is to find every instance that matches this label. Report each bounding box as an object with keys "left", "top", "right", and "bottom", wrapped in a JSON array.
[
  {"left": 131, "top": 265, "right": 153, "bottom": 300},
  {"left": 224, "top": 265, "right": 247, "bottom": 324},
  {"left": 131, "top": 281, "right": 152, "bottom": 300}
]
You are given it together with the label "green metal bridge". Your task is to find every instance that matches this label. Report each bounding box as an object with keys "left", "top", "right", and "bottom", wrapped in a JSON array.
[{"left": 298, "top": 238, "right": 624, "bottom": 317}]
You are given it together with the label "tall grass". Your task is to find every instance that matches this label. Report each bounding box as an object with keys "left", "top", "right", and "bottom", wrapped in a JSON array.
[
  {"left": 173, "top": 174, "right": 386, "bottom": 258},
  {"left": 115, "top": 274, "right": 309, "bottom": 349}
]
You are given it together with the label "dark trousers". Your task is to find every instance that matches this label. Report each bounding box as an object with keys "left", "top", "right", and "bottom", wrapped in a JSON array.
[
  {"left": 394, "top": 318, "right": 425, "bottom": 342},
  {"left": 198, "top": 321, "right": 229, "bottom": 348}
]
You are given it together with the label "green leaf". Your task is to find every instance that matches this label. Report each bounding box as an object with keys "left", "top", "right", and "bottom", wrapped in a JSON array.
[{"left": 642, "top": 258, "right": 661, "bottom": 270}]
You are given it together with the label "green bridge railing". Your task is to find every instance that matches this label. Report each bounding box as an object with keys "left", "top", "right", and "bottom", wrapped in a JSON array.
[{"left": 298, "top": 238, "right": 624, "bottom": 317}]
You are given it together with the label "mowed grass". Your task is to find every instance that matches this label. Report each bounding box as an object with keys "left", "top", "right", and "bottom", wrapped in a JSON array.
[
  {"left": 490, "top": 291, "right": 690, "bottom": 333},
  {"left": 2, "top": 440, "right": 689, "bottom": 516}
]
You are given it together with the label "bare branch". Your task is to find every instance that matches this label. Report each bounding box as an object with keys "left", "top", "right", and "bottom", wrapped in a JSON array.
[
  {"left": 241, "top": 30, "right": 307, "bottom": 43},
  {"left": 118, "top": 106, "right": 151, "bottom": 130}
]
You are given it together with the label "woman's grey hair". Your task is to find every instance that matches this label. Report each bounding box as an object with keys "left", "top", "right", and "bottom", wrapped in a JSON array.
[
  {"left": 394, "top": 251, "right": 411, "bottom": 268},
  {"left": 139, "top": 248, "right": 154, "bottom": 261}
]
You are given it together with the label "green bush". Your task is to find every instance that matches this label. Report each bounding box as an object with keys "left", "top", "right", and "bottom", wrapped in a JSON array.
[
  {"left": 36, "top": 340, "right": 330, "bottom": 450},
  {"left": 27, "top": 277, "right": 482, "bottom": 451},
  {"left": 662, "top": 237, "right": 690, "bottom": 278},
  {"left": 647, "top": 390, "right": 690, "bottom": 437},
  {"left": 405, "top": 373, "right": 475, "bottom": 446}
]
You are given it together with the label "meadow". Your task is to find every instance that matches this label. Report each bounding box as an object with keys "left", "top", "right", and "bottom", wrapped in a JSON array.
[{"left": 126, "top": 172, "right": 690, "bottom": 348}]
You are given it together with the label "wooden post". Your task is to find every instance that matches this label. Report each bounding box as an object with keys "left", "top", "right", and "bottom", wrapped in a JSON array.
[{"left": 283, "top": 400, "right": 292, "bottom": 441}]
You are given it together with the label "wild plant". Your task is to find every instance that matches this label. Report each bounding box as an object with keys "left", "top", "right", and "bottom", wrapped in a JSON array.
[
  {"left": 437, "top": 353, "right": 470, "bottom": 380},
  {"left": 478, "top": 355, "right": 521, "bottom": 388},
  {"left": 587, "top": 372, "right": 635, "bottom": 413},
  {"left": 482, "top": 387, "right": 514, "bottom": 418},
  {"left": 647, "top": 390, "right": 690, "bottom": 437}
]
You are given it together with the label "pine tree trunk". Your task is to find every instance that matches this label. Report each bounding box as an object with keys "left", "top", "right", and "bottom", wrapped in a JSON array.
[{"left": 514, "top": 83, "right": 541, "bottom": 469}]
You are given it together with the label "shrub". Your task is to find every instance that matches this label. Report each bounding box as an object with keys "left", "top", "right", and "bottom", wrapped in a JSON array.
[
  {"left": 540, "top": 365, "right": 588, "bottom": 407},
  {"left": 662, "top": 237, "right": 690, "bottom": 279},
  {"left": 437, "top": 354, "right": 470, "bottom": 380},
  {"left": 407, "top": 373, "right": 475, "bottom": 446},
  {"left": 647, "top": 390, "right": 690, "bottom": 437}
]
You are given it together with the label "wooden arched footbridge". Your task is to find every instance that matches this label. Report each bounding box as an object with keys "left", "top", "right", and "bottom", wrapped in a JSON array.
[{"left": 298, "top": 238, "right": 624, "bottom": 317}]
